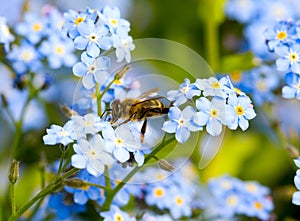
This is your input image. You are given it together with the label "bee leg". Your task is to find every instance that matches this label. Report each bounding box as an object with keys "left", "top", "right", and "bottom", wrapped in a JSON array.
[{"left": 141, "top": 118, "right": 148, "bottom": 143}]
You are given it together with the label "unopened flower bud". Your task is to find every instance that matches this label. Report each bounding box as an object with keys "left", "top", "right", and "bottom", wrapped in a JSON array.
[
  {"left": 115, "top": 65, "right": 130, "bottom": 80},
  {"left": 158, "top": 159, "right": 174, "bottom": 172},
  {"left": 59, "top": 104, "right": 78, "bottom": 119},
  {"left": 64, "top": 178, "right": 84, "bottom": 189},
  {"left": 9, "top": 160, "right": 19, "bottom": 184},
  {"left": 286, "top": 144, "right": 299, "bottom": 159},
  {"left": 1, "top": 93, "right": 8, "bottom": 107}
]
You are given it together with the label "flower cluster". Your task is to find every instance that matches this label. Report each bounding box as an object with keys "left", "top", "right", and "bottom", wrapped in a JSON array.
[
  {"left": 206, "top": 175, "right": 274, "bottom": 220},
  {"left": 163, "top": 76, "right": 256, "bottom": 140}
]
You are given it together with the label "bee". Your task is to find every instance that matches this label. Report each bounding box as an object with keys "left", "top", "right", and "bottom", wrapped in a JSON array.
[{"left": 108, "top": 88, "right": 171, "bottom": 143}]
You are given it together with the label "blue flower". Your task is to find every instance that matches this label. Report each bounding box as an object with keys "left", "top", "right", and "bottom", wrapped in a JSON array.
[
  {"left": 144, "top": 183, "right": 170, "bottom": 210},
  {"left": 71, "top": 113, "right": 109, "bottom": 139},
  {"left": 275, "top": 43, "right": 300, "bottom": 73},
  {"left": 71, "top": 134, "right": 114, "bottom": 177},
  {"left": 226, "top": 94, "right": 256, "bottom": 131},
  {"left": 48, "top": 192, "right": 86, "bottom": 220},
  {"left": 0, "top": 17, "right": 15, "bottom": 52},
  {"left": 167, "top": 78, "right": 200, "bottom": 106},
  {"left": 74, "top": 20, "right": 112, "bottom": 58},
  {"left": 112, "top": 26, "right": 135, "bottom": 62},
  {"left": 264, "top": 20, "right": 296, "bottom": 51},
  {"left": 7, "top": 40, "right": 42, "bottom": 74},
  {"left": 168, "top": 187, "right": 192, "bottom": 219},
  {"left": 195, "top": 76, "right": 228, "bottom": 99},
  {"left": 98, "top": 6, "right": 130, "bottom": 33},
  {"left": 15, "top": 12, "right": 46, "bottom": 44},
  {"left": 162, "top": 106, "right": 201, "bottom": 143},
  {"left": 62, "top": 9, "right": 96, "bottom": 39},
  {"left": 73, "top": 52, "right": 110, "bottom": 89},
  {"left": 282, "top": 72, "right": 300, "bottom": 100},
  {"left": 100, "top": 205, "right": 136, "bottom": 221},
  {"left": 193, "top": 97, "right": 226, "bottom": 136},
  {"left": 64, "top": 169, "right": 104, "bottom": 205},
  {"left": 102, "top": 125, "right": 141, "bottom": 163},
  {"left": 39, "top": 34, "right": 76, "bottom": 69},
  {"left": 43, "top": 120, "right": 75, "bottom": 146}
]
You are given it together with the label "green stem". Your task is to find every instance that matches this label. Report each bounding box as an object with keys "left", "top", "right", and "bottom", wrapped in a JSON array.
[
  {"left": 104, "top": 166, "right": 111, "bottom": 190},
  {"left": 10, "top": 183, "right": 16, "bottom": 217},
  {"left": 8, "top": 168, "right": 79, "bottom": 221},
  {"left": 204, "top": 1, "right": 220, "bottom": 71},
  {"left": 101, "top": 135, "right": 176, "bottom": 211},
  {"left": 83, "top": 182, "right": 107, "bottom": 190}
]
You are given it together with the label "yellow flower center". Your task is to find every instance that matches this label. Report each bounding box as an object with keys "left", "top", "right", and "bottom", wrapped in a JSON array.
[
  {"left": 21, "top": 50, "right": 34, "bottom": 62},
  {"left": 109, "top": 18, "right": 118, "bottom": 26},
  {"left": 32, "top": 23, "right": 42, "bottom": 32},
  {"left": 114, "top": 79, "right": 122, "bottom": 85},
  {"left": 235, "top": 105, "right": 244, "bottom": 116},
  {"left": 175, "top": 196, "right": 184, "bottom": 206},
  {"left": 114, "top": 213, "right": 123, "bottom": 221},
  {"left": 253, "top": 201, "right": 263, "bottom": 210},
  {"left": 210, "top": 109, "right": 218, "bottom": 118},
  {"left": 153, "top": 187, "right": 165, "bottom": 198},
  {"left": 116, "top": 138, "right": 123, "bottom": 145},
  {"left": 221, "top": 181, "right": 232, "bottom": 189},
  {"left": 211, "top": 81, "right": 221, "bottom": 89},
  {"left": 289, "top": 52, "right": 299, "bottom": 63},
  {"left": 81, "top": 183, "right": 89, "bottom": 191},
  {"left": 277, "top": 31, "right": 287, "bottom": 40},
  {"left": 226, "top": 195, "right": 238, "bottom": 206},
  {"left": 230, "top": 71, "right": 242, "bottom": 83},
  {"left": 75, "top": 17, "right": 85, "bottom": 25},
  {"left": 178, "top": 118, "right": 185, "bottom": 126},
  {"left": 55, "top": 45, "right": 65, "bottom": 55}
]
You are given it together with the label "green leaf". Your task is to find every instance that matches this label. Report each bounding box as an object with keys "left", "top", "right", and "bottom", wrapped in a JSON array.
[{"left": 220, "top": 52, "right": 256, "bottom": 73}]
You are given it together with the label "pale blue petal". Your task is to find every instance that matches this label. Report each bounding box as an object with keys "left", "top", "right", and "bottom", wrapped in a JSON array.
[
  {"left": 162, "top": 121, "right": 177, "bottom": 133},
  {"left": 74, "top": 36, "right": 89, "bottom": 50},
  {"left": 239, "top": 116, "right": 249, "bottom": 131},
  {"left": 292, "top": 191, "right": 300, "bottom": 205},
  {"left": 82, "top": 73, "right": 95, "bottom": 89},
  {"left": 195, "top": 97, "right": 211, "bottom": 112},
  {"left": 168, "top": 106, "right": 181, "bottom": 119},
  {"left": 294, "top": 158, "right": 300, "bottom": 168},
  {"left": 193, "top": 112, "right": 209, "bottom": 126},
  {"left": 134, "top": 151, "right": 144, "bottom": 166},
  {"left": 282, "top": 86, "right": 296, "bottom": 98},
  {"left": 87, "top": 42, "right": 100, "bottom": 58},
  {"left": 207, "top": 118, "right": 222, "bottom": 136},
  {"left": 71, "top": 154, "right": 87, "bottom": 169},
  {"left": 74, "top": 191, "right": 88, "bottom": 205},
  {"left": 113, "top": 147, "right": 130, "bottom": 163},
  {"left": 295, "top": 175, "right": 300, "bottom": 190},
  {"left": 182, "top": 106, "right": 196, "bottom": 119},
  {"left": 175, "top": 126, "right": 190, "bottom": 143},
  {"left": 73, "top": 62, "right": 87, "bottom": 77},
  {"left": 276, "top": 58, "right": 289, "bottom": 71}
]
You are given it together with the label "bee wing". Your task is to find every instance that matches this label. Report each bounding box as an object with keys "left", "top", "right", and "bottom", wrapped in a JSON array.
[
  {"left": 137, "top": 88, "right": 160, "bottom": 100},
  {"left": 198, "top": 126, "right": 225, "bottom": 169}
]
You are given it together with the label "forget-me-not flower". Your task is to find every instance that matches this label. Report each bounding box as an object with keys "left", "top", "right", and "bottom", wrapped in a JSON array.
[
  {"left": 74, "top": 20, "right": 112, "bottom": 58},
  {"left": 0, "top": 17, "right": 15, "bottom": 52},
  {"left": 162, "top": 106, "right": 201, "bottom": 143},
  {"left": 112, "top": 26, "right": 135, "bottom": 62},
  {"left": 100, "top": 205, "right": 136, "bottom": 221},
  {"left": 193, "top": 97, "right": 226, "bottom": 136},
  {"left": 167, "top": 78, "right": 200, "bottom": 106},
  {"left": 73, "top": 52, "right": 110, "bottom": 89},
  {"left": 275, "top": 43, "right": 300, "bottom": 74},
  {"left": 282, "top": 72, "right": 300, "bottom": 100},
  {"left": 71, "top": 134, "right": 114, "bottom": 177}
]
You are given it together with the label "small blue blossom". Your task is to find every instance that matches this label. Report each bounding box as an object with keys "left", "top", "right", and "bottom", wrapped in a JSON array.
[
  {"left": 264, "top": 20, "right": 296, "bottom": 51},
  {"left": 195, "top": 76, "right": 228, "bottom": 99},
  {"left": 48, "top": 192, "right": 86, "bottom": 220},
  {"left": 100, "top": 205, "right": 136, "bottom": 221},
  {"left": 72, "top": 134, "right": 114, "bottom": 177},
  {"left": 193, "top": 97, "right": 226, "bottom": 136},
  {"left": 74, "top": 20, "right": 112, "bottom": 58},
  {"left": 98, "top": 6, "right": 130, "bottom": 33},
  {"left": 168, "top": 187, "right": 192, "bottom": 219},
  {"left": 144, "top": 183, "right": 170, "bottom": 210},
  {"left": 112, "top": 26, "right": 135, "bottom": 62},
  {"left": 73, "top": 52, "right": 110, "bottom": 89},
  {"left": 275, "top": 43, "right": 300, "bottom": 73},
  {"left": 282, "top": 72, "right": 300, "bottom": 99},
  {"left": 15, "top": 13, "right": 46, "bottom": 44},
  {"left": 0, "top": 17, "right": 15, "bottom": 52},
  {"left": 64, "top": 169, "right": 104, "bottom": 205},
  {"left": 43, "top": 120, "right": 75, "bottom": 146},
  {"left": 167, "top": 78, "right": 200, "bottom": 106},
  {"left": 226, "top": 94, "right": 256, "bottom": 131},
  {"left": 71, "top": 113, "right": 109, "bottom": 139},
  {"left": 62, "top": 9, "right": 96, "bottom": 39},
  {"left": 102, "top": 124, "right": 141, "bottom": 163},
  {"left": 39, "top": 35, "right": 76, "bottom": 69},
  {"left": 141, "top": 213, "right": 173, "bottom": 221},
  {"left": 162, "top": 106, "right": 201, "bottom": 143},
  {"left": 7, "top": 41, "right": 42, "bottom": 74}
]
